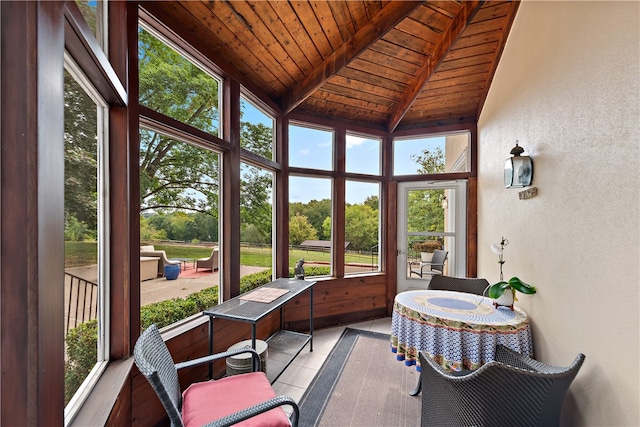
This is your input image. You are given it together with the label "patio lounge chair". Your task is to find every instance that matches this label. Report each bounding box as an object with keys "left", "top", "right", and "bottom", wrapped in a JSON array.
[
  {"left": 134, "top": 324, "right": 299, "bottom": 427},
  {"left": 409, "top": 249, "right": 448, "bottom": 278},
  {"left": 196, "top": 247, "right": 219, "bottom": 272},
  {"left": 140, "top": 245, "right": 181, "bottom": 277},
  {"left": 419, "top": 345, "right": 585, "bottom": 427}
]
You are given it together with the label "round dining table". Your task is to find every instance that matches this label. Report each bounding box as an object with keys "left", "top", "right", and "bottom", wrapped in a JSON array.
[{"left": 390, "top": 289, "right": 533, "bottom": 394}]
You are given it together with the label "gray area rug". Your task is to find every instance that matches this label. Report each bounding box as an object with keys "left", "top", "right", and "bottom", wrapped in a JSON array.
[{"left": 299, "top": 328, "right": 421, "bottom": 427}]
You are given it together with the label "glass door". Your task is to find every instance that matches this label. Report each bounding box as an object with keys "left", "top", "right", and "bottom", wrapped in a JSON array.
[{"left": 396, "top": 180, "right": 467, "bottom": 293}]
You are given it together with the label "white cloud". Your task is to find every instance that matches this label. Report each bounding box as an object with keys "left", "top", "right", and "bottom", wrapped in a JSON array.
[{"left": 346, "top": 135, "right": 367, "bottom": 149}]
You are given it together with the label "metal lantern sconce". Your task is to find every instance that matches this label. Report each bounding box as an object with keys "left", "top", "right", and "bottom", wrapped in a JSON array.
[{"left": 504, "top": 141, "right": 533, "bottom": 188}]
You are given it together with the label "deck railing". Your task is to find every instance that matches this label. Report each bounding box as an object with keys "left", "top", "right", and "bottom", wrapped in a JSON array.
[{"left": 65, "top": 272, "right": 98, "bottom": 335}]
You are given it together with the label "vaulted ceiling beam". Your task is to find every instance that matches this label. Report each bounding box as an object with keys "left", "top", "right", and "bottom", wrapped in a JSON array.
[
  {"left": 282, "top": 1, "right": 424, "bottom": 115},
  {"left": 387, "top": 1, "right": 484, "bottom": 133}
]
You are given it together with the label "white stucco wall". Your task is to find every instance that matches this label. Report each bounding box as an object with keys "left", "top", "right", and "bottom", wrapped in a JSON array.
[{"left": 478, "top": 1, "right": 639, "bottom": 425}]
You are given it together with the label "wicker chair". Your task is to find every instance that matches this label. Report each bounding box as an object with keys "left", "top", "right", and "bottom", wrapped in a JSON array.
[
  {"left": 427, "top": 275, "right": 489, "bottom": 296},
  {"left": 134, "top": 324, "right": 299, "bottom": 427},
  {"left": 196, "top": 247, "right": 219, "bottom": 272},
  {"left": 419, "top": 346, "right": 585, "bottom": 427},
  {"left": 409, "top": 249, "right": 448, "bottom": 278}
]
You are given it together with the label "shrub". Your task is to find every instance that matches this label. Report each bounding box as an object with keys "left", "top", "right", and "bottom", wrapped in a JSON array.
[
  {"left": 294, "top": 265, "right": 331, "bottom": 277},
  {"left": 412, "top": 240, "right": 442, "bottom": 253},
  {"left": 240, "top": 269, "right": 274, "bottom": 293},
  {"left": 65, "top": 320, "right": 98, "bottom": 405}
]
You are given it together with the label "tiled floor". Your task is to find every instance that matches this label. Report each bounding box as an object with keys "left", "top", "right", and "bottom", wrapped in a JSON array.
[{"left": 272, "top": 317, "right": 392, "bottom": 406}]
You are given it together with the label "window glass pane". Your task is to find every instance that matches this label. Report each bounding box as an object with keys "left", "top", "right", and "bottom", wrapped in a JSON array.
[
  {"left": 345, "top": 181, "right": 380, "bottom": 274},
  {"left": 240, "top": 97, "right": 274, "bottom": 161},
  {"left": 139, "top": 26, "right": 221, "bottom": 137},
  {"left": 289, "top": 176, "right": 332, "bottom": 276},
  {"left": 406, "top": 188, "right": 447, "bottom": 270},
  {"left": 393, "top": 132, "right": 470, "bottom": 175},
  {"left": 64, "top": 69, "right": 103, "bottom": 406},
  {"left": 289, "top": 124, "right": 333, "bottom": 171},
  {"left": 240, "top": 163, "right": 274, "bottom": 286},
  {"left": 139, "top": 129, "right": 220, "bottom": 327},
  {"left": 75, "top": 1, "right": 105, "bottom": 46},
  {"left": 346, "top": 134, "right": 381, "bottom": 175}
]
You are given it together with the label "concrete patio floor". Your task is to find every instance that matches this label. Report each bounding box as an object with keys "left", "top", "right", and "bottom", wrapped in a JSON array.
[
  {"left": 66, "top": 261, "right": 378, "bottom": 309},
  {"left": 66, "top": 264, "right": 268, "bottom": 306}
]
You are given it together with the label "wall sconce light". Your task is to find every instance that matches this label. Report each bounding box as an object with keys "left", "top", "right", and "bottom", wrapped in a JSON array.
[
  {"left": 441, "top": 196, "right": 448, "bottom": 210},
  {"left": 504, "top": 141, "right": 533, "bottom": 188}
]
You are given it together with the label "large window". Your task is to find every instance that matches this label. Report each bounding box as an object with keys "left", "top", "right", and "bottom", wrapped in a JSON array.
[
  {"left": 63, "top": 62, "right": 109, "bottom": 419},
  {"left": 344, "top": 133, "right": 382, "bottom": 275},
  {"left": 288, "top": 123, "right": 384, "bottom": 277},
  {"left": 239, "top": 97, "right": 276, "bottom": 282},
  {"left": 393, "top": 132, "right": 470, "bottom": 175},
  {"left": 288, "top": 123, "right": 334, "bottom": 275},
  {"left": 138, "top": 21, "right": 224, "bottom": 328}
]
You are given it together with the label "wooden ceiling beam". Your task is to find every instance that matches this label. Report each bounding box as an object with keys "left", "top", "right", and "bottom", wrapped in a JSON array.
[
  {"left": 282, "top": 1, "right": 423, "bottom": 115},
  {"left": 387, "top": 1, "right": 484, "bottom": 133}
]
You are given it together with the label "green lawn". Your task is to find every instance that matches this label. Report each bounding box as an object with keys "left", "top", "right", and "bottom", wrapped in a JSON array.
[{"left": 64, "top": 241, "right": 378, "bottom": 268}]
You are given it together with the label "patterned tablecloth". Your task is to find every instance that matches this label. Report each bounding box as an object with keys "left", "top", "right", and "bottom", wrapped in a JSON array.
[{"left": 391, "top": 290, "right": 533, "bottom": 372}]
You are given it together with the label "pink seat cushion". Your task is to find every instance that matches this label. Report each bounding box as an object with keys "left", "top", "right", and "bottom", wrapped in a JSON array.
[{"left": 181, "top": 372, "right": 291, "bottom": 427}]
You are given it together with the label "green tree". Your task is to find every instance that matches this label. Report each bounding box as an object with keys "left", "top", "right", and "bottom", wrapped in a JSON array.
[
  {"left": 290, "top": 199, "right": 331, "bottom": 240},
  {"left": 406, "top": 189, "right": 444, "bottom": 233},
  {"left": 190, "top": 212, "right": 219, "bottom": 242},
  {"left": 363, "top": 195, "right": 379, "bottom": 211},
  {"left": 289, "top": 214, "right": 317, "bottom": 246},
  {"left": 240, "top": 121, "right": 273, "bottom": 158},
  {"left": 139, "top": 27, "right": 220, "bottom": 216},
  {"left": 322, "top": 216, "right": 331, "bottom": 240},
  {"left": 64, "top": 70, "right": 98, "bottom": 240},
  {"left": 240, "top": 164, "right": 273, "bottom": 241},
  {"left": 345, "top": 204, "right": 379, "bottom": 251},
  {"left": 139, "top": 28, "right": 274, "bottom": 242},
  {"left": 241, "top": 224, "right": 266, "bottom": 245},
  {"left": 411, "top": 146, "right": 445, "bottom": 174},
  {"left": 406, "top": 147, "right": 445, "bottom": 234}
]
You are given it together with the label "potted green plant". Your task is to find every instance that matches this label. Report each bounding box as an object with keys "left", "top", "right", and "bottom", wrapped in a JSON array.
[
  {"left": 487, "top": 237, "right": 536, "bottom": 310},
  {"left": 413, "top": 240, "right": 442, "bottom": 262}
]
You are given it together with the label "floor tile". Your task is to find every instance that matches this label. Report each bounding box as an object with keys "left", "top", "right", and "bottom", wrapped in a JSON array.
[{"left": 275, "top": 363, "right": 318, "bottom": 389}]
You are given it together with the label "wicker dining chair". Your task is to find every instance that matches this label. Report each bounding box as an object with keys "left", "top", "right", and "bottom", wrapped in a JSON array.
[
  {"left": 134, "top": 324, "right": 299, "bottom": 427},
  {"left": 427, "top": 275, "right": 489, "bottom": 296},
  {"left": 419, "top": 345, "right": 585, "bottom": 427}
]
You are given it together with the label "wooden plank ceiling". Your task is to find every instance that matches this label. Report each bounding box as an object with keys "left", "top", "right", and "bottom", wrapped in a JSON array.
[{"left": 143, "top": 1, "right": 519, "bottom": 132}]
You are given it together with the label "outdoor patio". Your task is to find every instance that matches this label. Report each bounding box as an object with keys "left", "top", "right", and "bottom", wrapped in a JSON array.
[{"left": 66, "top": 264, "right": 268, "bottom": 307}]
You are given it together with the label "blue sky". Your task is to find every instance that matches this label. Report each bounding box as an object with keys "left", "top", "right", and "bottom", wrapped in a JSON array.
[{"left": 241, "top": 99, "right": 445, "bottom": 204}]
